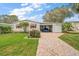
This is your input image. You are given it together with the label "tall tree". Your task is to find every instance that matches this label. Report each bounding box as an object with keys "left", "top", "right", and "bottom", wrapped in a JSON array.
[
  {"left": 43, "top": 8, "right": 72, "bottom": 23},
  {"left": 0, "top": 15, "right": 18, "bottom": 23},
  {"left": 8, "top": 15, "right": 18, "bottom": 23},
  {"left": 19, "top": 21, "right": 29, "bottom": 33},
  {"left": 71, "top": 3, "right": 79, "bottom": 13}
]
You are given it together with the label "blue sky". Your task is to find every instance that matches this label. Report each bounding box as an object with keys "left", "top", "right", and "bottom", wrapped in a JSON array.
[{"left": 0, "top": 3, "right": 79, "bottom": 22}]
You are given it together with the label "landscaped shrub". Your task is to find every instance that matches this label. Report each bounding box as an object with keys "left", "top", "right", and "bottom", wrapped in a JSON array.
[
  {"left": 29, "top": 30, "right": 40, "bottom": 38},
  {"left": 0, "top": 23, "right": 12, "bottom": 34},
  {"left": 62, "top": 22, "right": 73, "bottom": 32}
]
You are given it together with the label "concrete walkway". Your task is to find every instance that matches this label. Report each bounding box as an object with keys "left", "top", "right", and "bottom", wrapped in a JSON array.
[{"left": 36, "top": 33, "right": 79, "bottom": 56}]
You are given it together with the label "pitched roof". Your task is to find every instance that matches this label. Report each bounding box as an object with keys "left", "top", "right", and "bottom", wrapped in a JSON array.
[{"left": 22, "top": 20, "right": 43, "bottom": 24}]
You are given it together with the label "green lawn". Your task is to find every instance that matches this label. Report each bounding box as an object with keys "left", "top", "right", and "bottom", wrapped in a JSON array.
[
  {"left": 0, "top": 33, "right": 38, "bottom": 56},
  {"left": 59, "top": 33, "right": 79, "bottom": 51}
]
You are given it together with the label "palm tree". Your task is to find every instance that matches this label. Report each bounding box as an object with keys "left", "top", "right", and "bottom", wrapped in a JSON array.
[{"left": 19, "top": 21, "right": 29, "bottom": 33}]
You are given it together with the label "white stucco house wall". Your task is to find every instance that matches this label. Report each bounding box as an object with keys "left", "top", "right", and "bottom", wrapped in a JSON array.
[
  {"left": 11, "top": 20, "right": 62, "bottom": 33},
  {"left": 11, "top": 22, "right": 24, "bottom": 32}
]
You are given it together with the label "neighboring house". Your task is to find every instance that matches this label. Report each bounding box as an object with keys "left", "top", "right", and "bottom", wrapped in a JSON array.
[
  {"left": 69, "top": 21, "right": 79, "bottom": 32},
  {"left": 64, "top": 14, "right": 79, "bottom": 32},
  {"left": 11, "top": 20, "right": 62, "bottom": 33}
]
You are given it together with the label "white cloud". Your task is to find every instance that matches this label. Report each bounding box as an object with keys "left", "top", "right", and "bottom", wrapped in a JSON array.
[
  {"left": 21, "top": 3, "right": 44, "bottom": 9},
  {"left": 9, "top": 3, "right": 45, "bottom": 21},
  {"left": 65, "top": 14, "right": 79, "bottom": 22},
  {"left": 31, "top": 3, "right": 41, "bottom": 9},
  {"left": 29, "top": 16, "right": 38, "bottom": 20},
  {"left": 31, "top": 3, "right": 46, "bottom": 9},
  {"left": 27, "top": 14, "right": 43, "bottom": 22},
  {"left": 21, "top": 3, "right": 29, "bottom": 6},
  {"left": 10, "top": 7, "right": 33, "bottom": 15},
  {"left": 30, "top": 14, "right": 43, "bottom": 19},
  {"left": 18, "top": 16, "right": 26, "bottom": 20},
  {"left": 9, "top": 6, "right": 34, "bottom": 20},
  {"left": 37, "top": 8, "right": 43, "bottom": 11}
]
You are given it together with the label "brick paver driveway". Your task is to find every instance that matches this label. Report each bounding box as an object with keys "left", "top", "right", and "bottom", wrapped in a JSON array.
[{"left": 36, "top": 33, "right": 79, "bottom": 56}]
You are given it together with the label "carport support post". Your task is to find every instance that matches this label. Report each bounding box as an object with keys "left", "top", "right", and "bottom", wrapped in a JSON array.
[
  {"left": 0, "top": 28, "right": 2, "bottom": 34},
  {"left": 52, "top": 24, "right": 53, "bottom": 32}
]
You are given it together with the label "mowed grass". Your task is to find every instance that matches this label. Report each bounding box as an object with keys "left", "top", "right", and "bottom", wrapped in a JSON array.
[
  {"left": 59, "top": 33, "right": 79, "bottom": 51},
  {"left": 0, "top": 33, "right": 38, "bottom": 56}
]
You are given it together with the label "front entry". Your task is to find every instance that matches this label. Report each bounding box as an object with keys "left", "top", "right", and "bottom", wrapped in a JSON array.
[{"left": 40, "top": 25, "right": 52, "bottom": 32}]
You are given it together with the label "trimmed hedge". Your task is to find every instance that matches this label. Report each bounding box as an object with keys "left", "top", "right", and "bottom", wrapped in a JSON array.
[
  {"left": 29, "top": 30, "right": 40, "bottom": 38},
  {"left": 66, "top": 31, "right": 79, "bottom": 34},
  {"left": 0, "top": 23, "right": 11, "bottom": 34}
]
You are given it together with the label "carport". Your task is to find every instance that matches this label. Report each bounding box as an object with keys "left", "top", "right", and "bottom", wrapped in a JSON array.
[
  {"left": 40, "top": 23, "right": 62, "bottom": 33},
  {"left": 40, "top": 25, "right": 52, "bottom": 32}
]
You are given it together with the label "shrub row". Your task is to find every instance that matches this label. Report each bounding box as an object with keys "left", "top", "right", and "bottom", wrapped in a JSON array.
[{"left": 0, "top": 23, "right": 12, "bottom": 34}]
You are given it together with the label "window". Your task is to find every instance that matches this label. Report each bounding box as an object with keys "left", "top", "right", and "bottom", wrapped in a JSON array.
[
  {"left": 30, "top": 24, "right": 36, "bottom": 28},
  {"left": 16, "top": 25, "right": 21, "bottom": 28}
]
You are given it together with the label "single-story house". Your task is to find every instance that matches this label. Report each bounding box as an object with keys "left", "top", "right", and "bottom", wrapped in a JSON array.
[
  {"left": 11, "top": 20, "right": 62, "bottom": 33},
  {"left": 11, "top": 18, "right": 79, "bottom": 33}
]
